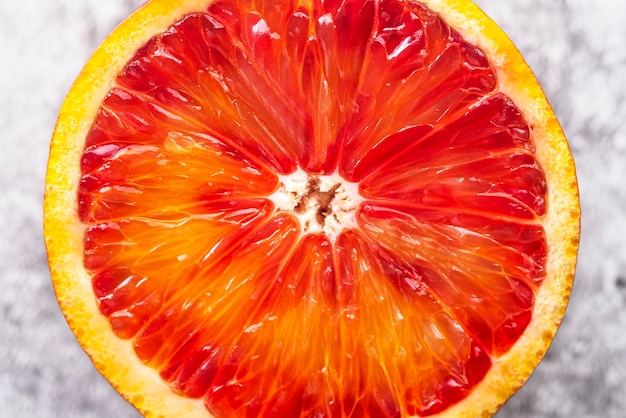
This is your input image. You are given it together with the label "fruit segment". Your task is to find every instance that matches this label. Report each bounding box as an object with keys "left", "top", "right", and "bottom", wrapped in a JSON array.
[
  {"left": 78, "top": 0, "right": 549, "bottom": 416},
  {"left": 359, "top": 94, "right": 546, "bottom": 220},
  {"left": 357, "top": 205, "right": 540, "bottom": 355}
]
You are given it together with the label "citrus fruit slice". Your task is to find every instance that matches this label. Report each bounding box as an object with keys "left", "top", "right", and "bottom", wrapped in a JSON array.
[{"left": 44, "top": 0, "right": 580, "bottom": 416}]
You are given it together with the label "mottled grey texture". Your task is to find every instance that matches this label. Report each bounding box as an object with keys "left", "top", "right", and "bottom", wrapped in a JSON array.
[{"left": 1, "top": 0, "right": 624, "bottom": 417}]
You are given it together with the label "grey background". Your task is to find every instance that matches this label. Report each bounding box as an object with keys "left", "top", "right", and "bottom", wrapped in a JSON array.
[{"left": 1, "top": 0, "right": 625, "bottom": 417}]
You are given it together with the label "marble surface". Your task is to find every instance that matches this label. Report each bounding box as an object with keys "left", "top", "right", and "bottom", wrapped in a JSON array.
[{"left": 1, "top": 0, "right": 625, "bottom": 417}]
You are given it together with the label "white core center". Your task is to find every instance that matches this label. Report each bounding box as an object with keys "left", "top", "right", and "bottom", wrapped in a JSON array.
[{"left": 269, "top": 168, "right": 362, "bottom": 242}]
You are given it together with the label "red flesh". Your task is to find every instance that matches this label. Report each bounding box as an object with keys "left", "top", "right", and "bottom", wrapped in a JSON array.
[{"left": 79, "top": 0, "right": 547, "bottom": 416}]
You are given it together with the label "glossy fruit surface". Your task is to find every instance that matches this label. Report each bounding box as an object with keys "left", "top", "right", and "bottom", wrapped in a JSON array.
[{"left": 44, "top": 0, "right": 580, "bottom": 416}]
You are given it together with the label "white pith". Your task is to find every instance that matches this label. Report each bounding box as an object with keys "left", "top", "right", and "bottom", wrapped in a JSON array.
[{"left": 268, "top": 168, "right": 363, "bottom": 242}]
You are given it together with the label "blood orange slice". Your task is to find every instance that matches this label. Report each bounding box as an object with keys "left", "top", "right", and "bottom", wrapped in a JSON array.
[{"left": 44, "top": 0, "right": 580, "bottom": 417}]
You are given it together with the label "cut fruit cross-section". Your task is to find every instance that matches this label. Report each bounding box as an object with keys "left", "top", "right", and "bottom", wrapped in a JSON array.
[{"left": 44, "top": 0, "right": 580, "bottom": 417}]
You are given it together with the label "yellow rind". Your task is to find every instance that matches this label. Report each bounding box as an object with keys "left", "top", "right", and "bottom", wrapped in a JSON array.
[{"left": 44, "top": 0, "right": 580, "bottom": 417}]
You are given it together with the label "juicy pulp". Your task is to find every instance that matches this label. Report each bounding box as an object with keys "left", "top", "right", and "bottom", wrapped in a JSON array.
[{"left": 79, "top": 0, "right": 548, "bottom": 416}]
